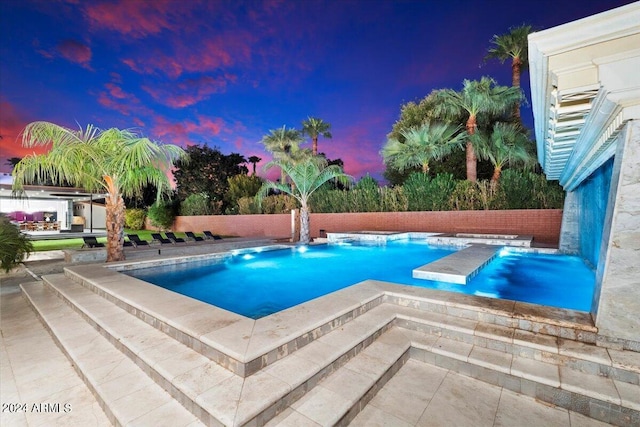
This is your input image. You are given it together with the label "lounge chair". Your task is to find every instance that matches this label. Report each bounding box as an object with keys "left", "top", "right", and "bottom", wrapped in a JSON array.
[
  {"left": 127, "top": 234, "right": 150, "bottom": 247},
  {"left": 185, "top": 231, "right": 204, "bottom": 242},
  {"left": 82, "top": 236, "right": 105, "bottom": 248},
  {"left": 152, "top": 233, "right": 173, "bottom": 244},
  {"left": 203, "top": 231, "right": 222, "bottom": 240},
  {"left": 165, "top": 232, "right": 186, "bottom": 243}
]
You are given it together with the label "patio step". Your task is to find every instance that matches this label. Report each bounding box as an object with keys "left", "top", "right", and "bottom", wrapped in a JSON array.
[
  {"left": 266, "top": 305, "right": 639, "bottom": 427},
  {"left": 30, "top": 274, "right": 403, "bottom": 426},
  {"left": 28, "top": 272, "right": 639, "bottom": 426},
  {"left": 20, "top": 281, "right": 204, "bottom": 427}
]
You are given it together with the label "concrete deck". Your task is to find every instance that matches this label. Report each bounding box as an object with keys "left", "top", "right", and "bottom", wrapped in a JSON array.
[{"left": 2, "top": 236, "right": 638, "bottom": 426}]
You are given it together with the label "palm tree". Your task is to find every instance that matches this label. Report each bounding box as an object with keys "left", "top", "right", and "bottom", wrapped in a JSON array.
[
  {"left": 256, "top": 157, "right": 351, "bottom": 243},
  {"left": 381, "top": 122, "right": 466, "bottom": 174},
  {"left": 260, "top": 126, "right": 305, "bottom": 183},
  {"left": 485, "top": 24, "right": 532, "bottom": 119},
  {"left": 473, "top": 122, "right": 534, "bottom": 184},
  {"left": 12, "top": 122, "right": 185, "bottom": 262},
  {"left": 301, "top": 117, "right": 332, "bottom": 156},
  {"left": 247, "top": 155, "right": 262, "bottom": 175},
  {"left": 434, "top": 77, "right": 523, "bottom": 182}
]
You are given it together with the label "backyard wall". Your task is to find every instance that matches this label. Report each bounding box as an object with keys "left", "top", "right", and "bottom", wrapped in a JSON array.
[{"left": 171, "top": 209, "right": 563, "bottom": 245}]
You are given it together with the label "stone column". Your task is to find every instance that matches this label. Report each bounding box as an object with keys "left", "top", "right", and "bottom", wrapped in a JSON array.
[{"left": 593, "top": 120, "right": 640, "bottom": 349}]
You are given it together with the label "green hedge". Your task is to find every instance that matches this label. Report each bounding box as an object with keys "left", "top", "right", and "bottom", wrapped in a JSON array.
[{"left": 306, "top": 170, "right": 563, "bottom": 213}]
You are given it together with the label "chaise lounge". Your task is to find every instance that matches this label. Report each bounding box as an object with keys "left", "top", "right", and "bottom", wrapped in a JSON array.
[
  {"left": 81, "top": 236, "right": 104, "bottom": 248},
  {"left": 203, "top": 231, "right": 222, "bottom": 240},
  {"left": 185, "top": 231, "right": 204, "bottom": 242},
  {"left": 127, "top": 234, "right": 150, "bottom": 247},
  {"left": 165, "top": 232, "right": 186, "bottom": 243},
  {"left": 151, "top": 233, "right": 173, "bottom": 244}
]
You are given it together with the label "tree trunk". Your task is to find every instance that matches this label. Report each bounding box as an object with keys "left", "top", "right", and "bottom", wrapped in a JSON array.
[
  {"left": 465, "top": 115, "right": 478, "bottom": 182},
  {"left": 312, "top": 137, "right": 318, "bottom": 156},
  {"left": 491, "top": 166, "right": 502, "bottom": 183},
  {"left": 512, "top": 57, "right": 522, "bottom": 120},
  {"left": 105, "top": 191, "right": 126, "bottom": 262},
  {"left": 299, "top": 204, "right": 310, "bottom": 244}
]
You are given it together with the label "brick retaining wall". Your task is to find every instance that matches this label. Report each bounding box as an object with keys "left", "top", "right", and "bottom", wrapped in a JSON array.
[{"left": 170, "top": 209, "right": 563, "bottom": 245}]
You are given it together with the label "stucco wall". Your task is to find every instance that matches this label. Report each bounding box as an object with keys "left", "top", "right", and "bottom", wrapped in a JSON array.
[{"left": 170, "top": 209, "right": 563, "bottom": 245}]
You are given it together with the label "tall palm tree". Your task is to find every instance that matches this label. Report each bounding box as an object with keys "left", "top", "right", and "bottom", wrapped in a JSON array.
[
  {"left": 301, "top": 117, "right": 332, "bottom": 156},
  {"left": 473, "top": 122, "right": 534, "bottom": 184},
  {"left": 485, "top": 24, "right": 532, "bottom": 119},
  {"left": 434, "top": 77, "right": 523, "bottom": 182},
  {"left": 381, "top": 122, "right": 466, "bottom": 174},
  {"left": 256, "top": 157, "right": 351, "bottom": 243},
  {"left": 260, "top": 125, "right": 305, "bottom": 183},
  {"left": 247, "top": 155, "right": 262, "bottom": 175},
  {"left": 12, "top": 121, "right": 185, "bottom": 262}
]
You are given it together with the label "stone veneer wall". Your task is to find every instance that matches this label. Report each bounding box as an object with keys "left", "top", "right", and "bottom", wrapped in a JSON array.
[
  {"left": 170, "top": 209, "right": 563, "bottom": 245},
  {"left": 592, "top": 120, "right": 640, "bottom": 346}
]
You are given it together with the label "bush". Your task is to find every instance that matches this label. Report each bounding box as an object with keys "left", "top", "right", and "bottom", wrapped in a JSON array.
[
  {"left": 260, "top": 194, "right": 299, "bottom": 214},
  {"left": 180, "top": 193, "right": 212, "bottom": 216},
  {"left": 403, "top": 173, "right": 456, "bottom": 211},
  {"left": 0, "top": 214, "right": 33, "bottom": 272},
  {"left": 147, "top": 200, "right": 178, "bottom": 230},
  {"left": 124, "top": 208, "right": 146, "bottom": 230},
  {"left": 225, "top": 175, "right": 263, "bottom": 214},
  {"left": 238, "top": 196, "right": 261, "bottom": 214},
  {"left": 500, "top": 170, "right": 565, "bottom": 209},
  {"left": 450, "top": 180, "right": 484, "bottom": 210}
]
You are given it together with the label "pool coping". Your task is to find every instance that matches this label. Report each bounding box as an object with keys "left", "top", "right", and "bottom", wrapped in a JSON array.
[{"left": 62, "top": 238, "right": 596, "bottom": 377}]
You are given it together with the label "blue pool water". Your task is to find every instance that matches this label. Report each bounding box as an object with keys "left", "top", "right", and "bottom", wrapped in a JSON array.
[{"left": 126, "top": 241, "right": 595, "bottom": 319}]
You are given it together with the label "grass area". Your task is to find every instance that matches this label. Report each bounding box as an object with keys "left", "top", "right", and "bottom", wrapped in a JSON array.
[{"left": 30, "top": 230, "right": 194, "bottom": 252}]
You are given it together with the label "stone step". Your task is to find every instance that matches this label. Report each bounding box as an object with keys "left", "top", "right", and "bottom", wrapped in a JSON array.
[
  {"left": 47, "top": 267, "right": 640, "bottom": 426},
  {"left": 20, "top": 281, "right": 204, "bottom": 427},
  {"left": 56, "top": 266, "right": 640, "bottom": 389},
  {"left": 37, "top": 274, "right": 403, "bottom": 426},
  {"left": 265, "top": 328, "right": 411, "bottom": 427},
  {"left": 392, "top": 304, "right": 639, "bottom": 386},
  {"left": 408, "top": 335, "right": 639, "bottom": 426}
]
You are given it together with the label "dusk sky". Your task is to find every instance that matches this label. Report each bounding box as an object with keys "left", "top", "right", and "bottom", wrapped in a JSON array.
[{"left": 0, "top": 0, "right": 633, "bottom": 181}]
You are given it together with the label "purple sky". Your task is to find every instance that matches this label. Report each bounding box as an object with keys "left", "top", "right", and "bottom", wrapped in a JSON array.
[{"left": 0, "top": 0, "right": 632, "bottom": 180}]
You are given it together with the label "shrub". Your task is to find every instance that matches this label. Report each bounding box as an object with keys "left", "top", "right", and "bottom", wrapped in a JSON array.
[
  {"left": 500, "top": 170, "right": 565, "bottom": 209},
  {"left": 0, "top": 214, "right": 33, "bottom": 272},
  {"left": 225, "top": 174, "right": 263, "bottom": 214},
  {"left": 260, "top": 194, "right": 299, "bottom": 214},
  {"left": 381, "top": 186, "right": 408, "bottom": 212},
  {"left": 147, "top": 200, "right": 178, "bottom": 230},
  {"left": 124, "top": 208, "right": 146, "bottom": 230},
  {"left": 180, "top": 193, "right": 212, "bottom": 216},
  {"left": 237, "top": 196, "right": 261, "bottom": 214},
  {"left": 403, "top": 172, "right": 433, "bottom": 211},
  {"left": 450, "top": 180, "right": 484, "bottom": 210}
]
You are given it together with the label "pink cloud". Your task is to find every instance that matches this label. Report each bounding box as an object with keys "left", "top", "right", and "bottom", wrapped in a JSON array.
[
  {"left": 81, "top": 0, "right": 182, "bottom": 39},
  {"left": 142, "top": 75, "right": 232, "bottom": 108},
  {"left": 150, "top": 115, "right": 227, "bottom": 146},
  {"left": 122, "top": 33, "right": 252, "bottom": 79},
  {"left": 56, "top": 39, "right": 92, "bottom": 69}
]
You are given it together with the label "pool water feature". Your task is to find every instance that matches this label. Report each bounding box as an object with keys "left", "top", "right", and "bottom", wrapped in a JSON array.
[{"left": 125, "top": 240, "right": 596, "bottom": 319}]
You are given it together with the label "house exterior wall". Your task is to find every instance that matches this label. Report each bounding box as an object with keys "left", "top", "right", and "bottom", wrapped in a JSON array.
[{"left": 169, "top": 209, "right": 563, "bottom": 245}]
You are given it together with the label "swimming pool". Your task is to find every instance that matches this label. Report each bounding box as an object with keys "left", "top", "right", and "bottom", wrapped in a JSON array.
[{"left": 125, "top": 240, "right": 596, "bottom": 319}]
